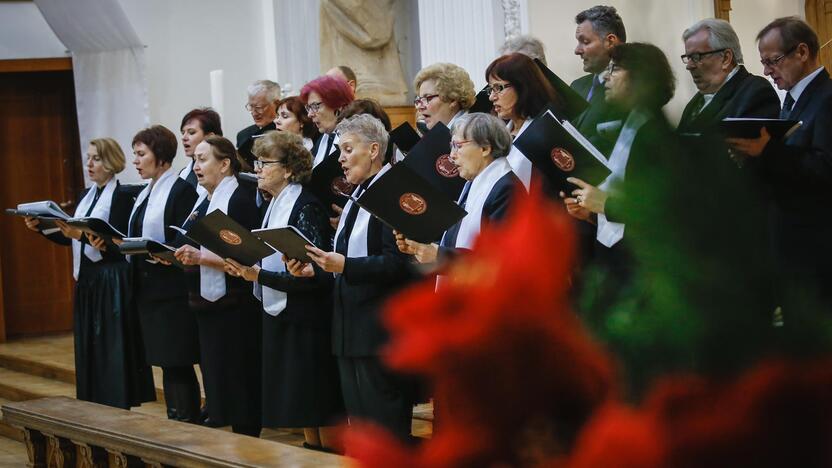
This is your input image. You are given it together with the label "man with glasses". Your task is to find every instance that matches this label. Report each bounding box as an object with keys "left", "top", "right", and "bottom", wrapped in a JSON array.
[
  {"left": 677, "top": 19, "right": 779, "bottom": 134},
  {"left": 236, "top": 80, "right": 281, "bottom": 171},
  {"left": 729, "top": 17, "right": 832, "bottom": 311},
  {"left": 570, "top": 5, "right": 628, "bottom": 157}
]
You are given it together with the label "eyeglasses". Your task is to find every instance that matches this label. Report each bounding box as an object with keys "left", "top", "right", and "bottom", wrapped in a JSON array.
[
  {"left": 245, "top": 103, "right": 269, "bottom": 113},
  {"left": 605, "top": 62, "right": 620, "bottom": 75},
  {"left": 680, "top": 48, "right": 727, "bottom": 64},
  {"left": 485, "top": 83, "right": 512, "bottom": 96},
  {"left": 304, "top": 102, "right": 324, "bottom": 115},
  {"left": 253, "top": 159, "right": 283, "bottom": 170},
  {"left": 414, "top": 94, "right": 440, "bottom": 106},
  {"left": 450, "top": 139, "right": 472, "bottom": 152},
  {"left": 760, "top": 45, "right": 798, "bottom": 68}
]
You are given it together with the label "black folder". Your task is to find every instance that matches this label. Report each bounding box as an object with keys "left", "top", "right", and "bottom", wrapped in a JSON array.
[
  {"left": 468, "top": 85, "right": 494, "bottom": 114},
  {"left": 253, "top": 226, "right": 318, "bottom": 263},
  {"left": 400, "top": 123, "right": 466, "bottom": 201},
  {"left": 307, "top": 149, "right": 355, "bottom": 211},
  {"left": 513, "top": 110, "right": 611, "bottom": 194},
  {"left": 718, "top": 118, "right": 801, "bottom": 139},
  {"left": 355, "top": 164, "right": 467, "bottom": 243},
  {"left": 65, "top": 217, "right": 127, "bottom": 240},
  {"left": 533, "top": 58, "right": 590, "bottom": 121},
  {"left": 118, "top": 238, "right": 185, "bottom": 268},
  {"left": 173, "top": 210, "right": 275, "bottom": 266},
  {"left": 389, "top": 122, "right": 422, "bottom": 154}
]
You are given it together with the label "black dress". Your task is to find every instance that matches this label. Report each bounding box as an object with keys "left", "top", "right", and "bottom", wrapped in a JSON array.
[
  {"left": 258, "top": 189, "right": 344, "bottom": 428},
  {"left": 44, "top": 182, "right": 156, "bottom": 408},
  {"left": 128, "top": 178, "right": 200, "bottom": 366},
  {"left": 179, "top": 181, "right": 263, "bottom": 431}
]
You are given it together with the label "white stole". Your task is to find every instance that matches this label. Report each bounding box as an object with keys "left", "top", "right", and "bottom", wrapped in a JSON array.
[
  {"left": 199, "top": 176, "right": 239, "bottom": 302},
  {"left": 255, "top": 183, "right": 303, "bottom": 315},
  {"left": 453, "top": 158, "right": 512, "bottom": 249},
  {"left": 71, "top": 177, "right": 117, "bottom": 280},
  {"left": 129, "top": 167, "right": 178, "bottom": 243},
  {"left": 179, "top": 159, "right": 208, "bottom": 196},
  {"left": 313, "top": 133, "right": 339, "bottom": 167},
  {"left": 596, "top": 109, "right": 649, "bottom": 248},
  {"left": 334, "top": 164, "right": 392, "bottom": 258},
  {"left": 505, "top": 118, "right": 533, "bottom": 190}
]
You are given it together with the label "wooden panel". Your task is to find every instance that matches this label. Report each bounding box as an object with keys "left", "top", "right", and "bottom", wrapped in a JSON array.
[
  {"left": 0, "top": 71, "right": 83, "bottom": 337},
  {"left": 0, "top": 58, "right": 72, "bottom": 73},
  {"left": 714, "top": 0, "right": 732, "bottom": 21},
  {"left": 385, "top": 105, "right": 416, "bottom": 130},
  {"left": 805, "top": 0, "right": 832, "bottom": 74}
]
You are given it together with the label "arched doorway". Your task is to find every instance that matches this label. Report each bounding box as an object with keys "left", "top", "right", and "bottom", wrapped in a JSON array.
[{"left": 805, "top": 0, "right": 832, "bottom": 72}]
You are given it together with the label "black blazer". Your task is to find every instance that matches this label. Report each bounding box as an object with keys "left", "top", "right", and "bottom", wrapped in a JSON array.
[
  {"left": 332, "top": 209, "right": 415, "bottom": 357},
  {"left": 44, "top": 181, "right": 137, "bottom": 265},
  {"left": 236, "top": 122, "right": 277, "bottom": 170},
  {"left": 439, "top": 171, "right": 520, "bottom": 258},
  {"left": 570, "top": 73, "right": 627, "bottom": 157},
  {"left": 676, "top": 66, "right": 780, "bottom": 135},
  {"left": 257, "top": 189, "right": 334, "bottom": 326},
  {"left": 129, "top": 178, "right": 198, "bottom": 302}
]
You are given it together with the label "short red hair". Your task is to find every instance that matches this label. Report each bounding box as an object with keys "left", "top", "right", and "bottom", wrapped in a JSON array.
[{"left": 300, "top": 75, "right": 354, "bottom": 110}]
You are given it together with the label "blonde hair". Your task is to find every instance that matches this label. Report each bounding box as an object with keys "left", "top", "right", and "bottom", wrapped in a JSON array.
[
  {"left": 89, "top": 138, "right": 126, "bottom": 174},
  {"left": 413, "top": 63, "right": 476, "bottom": 110}
]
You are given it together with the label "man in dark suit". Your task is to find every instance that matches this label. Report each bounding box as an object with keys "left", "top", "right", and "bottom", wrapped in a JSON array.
[
  {"left": 236, "top": 79, "right": 280, "bottom": 169},
  {"left": 728, "top": 17, "right": 832, "bottom": 309},
  {"left": 677, "top": 19, "right": 780, "bottom": 134},
  {"left": 570, "top": 5, "right": 628, "bottom": 157}
]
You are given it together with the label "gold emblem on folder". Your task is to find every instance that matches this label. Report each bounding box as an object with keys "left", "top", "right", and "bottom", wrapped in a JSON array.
[
  {"left": 399, "top": 193, "right": 427, "bottom": 215},
  {"left": 551, "top": 148, "right": 575, "bottom": 172},
  {"left": 219, "top": 229, "right": 242, "bottom": 246},
  {"left": 435, "top": 154, "right": 459, "bottom": 178}
]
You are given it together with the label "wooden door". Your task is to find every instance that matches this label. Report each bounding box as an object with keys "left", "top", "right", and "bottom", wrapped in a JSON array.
[
  {"left": 0, "top": 59, "right": 84, "bottom": 339},
  {"left": 806, "top": 0, "right": 832, "bottom": 73}
]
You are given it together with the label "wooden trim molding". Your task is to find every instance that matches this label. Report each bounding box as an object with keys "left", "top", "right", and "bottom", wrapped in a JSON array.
[
  {"left": 0, "top": 58, "right": 72, "bottom": 73},
  {"left": 714, "top": 0, "right": 732, "bottom": 21}
]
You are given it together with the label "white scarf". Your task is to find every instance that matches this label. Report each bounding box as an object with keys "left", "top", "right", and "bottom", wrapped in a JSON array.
[
  {"left": 129, "top": 167, "right": 178, "bottom": 243},
  {"left": 71, "top": 177, "right": 117, "bottom": 280},
  {"left": 179, "top": 159, "right": 208, "bottom": 196},
  {"left": 334, "top": 164, "right": 392, "bottom": 259},
  {"left": 505, "top": 118, "right": 533, "bottom": 190},
  {"left": 596, "top": 109, "right": 649, "bottom": 248},
  {"left": 255, "top": 183, "right": 303, "bottom": 315},
  {"left": 452, "top": 157, "right": 512, "bottom": 249},
  {"left": 198, "top": 175, "right": 239, "bottom": 302},
  {"left": 313, "top": 133, "right": 339, "bottom": 167}
]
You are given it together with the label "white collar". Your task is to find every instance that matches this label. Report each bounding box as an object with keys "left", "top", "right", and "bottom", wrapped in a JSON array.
[
  {"left": 447, "top": 110, "right": 466, "bottom": 129},
  {"left": 788, "top": 66, "right": 825, "bottom": 104}
]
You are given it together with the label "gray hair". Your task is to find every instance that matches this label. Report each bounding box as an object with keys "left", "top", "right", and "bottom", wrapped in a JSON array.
[
  {"left": 683, "top": 18, "right": 743, "bottom": 64},
  {"left": 499, "top": 35, "right": 547, "bottom": 66},
  {"left": 450, "top": 112, "right": 512, "bottom": 159},
  {"left": 576, "top": 6, "right": 627, "bottom": 43},
  {"left": 247, "top": 79, "right": 282, "bottom": 103},
  {"left": 335, "top": 114, "right": 389, "bottom": 158}
]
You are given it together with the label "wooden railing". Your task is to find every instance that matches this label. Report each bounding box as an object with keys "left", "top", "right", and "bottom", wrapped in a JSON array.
[{"left": 1, "top": 396, "right": 343, "bottom": 467}]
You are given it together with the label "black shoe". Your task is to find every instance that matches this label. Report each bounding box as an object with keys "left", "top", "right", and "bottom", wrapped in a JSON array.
[
  {"left": 166, "top": 408, "right": 178, "bottom": 420},
  {"left": 202, "top": 416, "right": 224, "bottom": 428}
]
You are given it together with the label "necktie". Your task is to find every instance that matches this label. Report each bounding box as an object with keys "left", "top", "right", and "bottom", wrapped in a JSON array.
[
  {"left": 440, "top": 181, "right": 472, "bottom": 248},
  {"left": 586, "top": 76, "right": 602, "bottom": 101},
  {"left": 780, "top": 93, "right": 795, "bottom": 119},
  {"left": 690, "top": 94, "right": 706, "bottom": 118},
  {"left": 335, "top": 185, "right": 365, "bottom": 256}
]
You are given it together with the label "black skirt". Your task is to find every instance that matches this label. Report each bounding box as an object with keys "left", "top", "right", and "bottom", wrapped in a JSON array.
[
  {"left": 192, "top": 289, "right": 262, "bottom": 428},
  {"left": 135, "top": 289, "right": 200, "bottom": 367},
  {"left": 261, "top": 311, "right": 345, "bottom": 427},
  {"left": 74, "top": 261, "right": 156, "bottom": 408}
]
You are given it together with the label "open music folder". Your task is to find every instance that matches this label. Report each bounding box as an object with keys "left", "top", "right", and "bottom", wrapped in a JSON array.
[
  {"left": 64, "top": 217, "right": 127, "bottom": 240},
  {"left": 513, "top": 109, "right": 611, "bottom": 194},
  {"left": 5, "top": 200, "right": 71, "bottom": 230},
  {"left": 389, "top": 122, "right": 422, "bottom": 154},
  {"left": 533, "top": 58, "right": 590, "bottom": 121},
  {"left": 171, "top": 210, "right": 275, "bottom": 266},
  {"left": 718, "top": 118, "right": 802, "bottom": 139},
  {"left": 119, "top": 238, "right": 185, "bottom": 268},
  {"left": 252, "top": 226, "right": 319, "bottom": 263},
  {"left": 307, "top": 147, "right": 354, "bottom": 210},
  {"left": 399, "top": 122, "right": 466, "bottom": 201}
]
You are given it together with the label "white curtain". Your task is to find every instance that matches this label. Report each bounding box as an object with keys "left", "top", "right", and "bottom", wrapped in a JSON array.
[{"left": 34, "top": 0, "right": 149, "bottom": 185}]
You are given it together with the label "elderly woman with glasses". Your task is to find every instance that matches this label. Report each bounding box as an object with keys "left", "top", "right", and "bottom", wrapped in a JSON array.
[
  {"left": 563, "top": 42, "right": 679, "bottom": 285},
  {"left": 224, "top": 131, "right": 344, "bottom": 452},
  {"left": 300, "top": 75, "right": 355, "bottom": 169},
  {"left": 395, "top": 113, "right": 520, "bottom": 265},
  {"left": 413, "top": 62, "right": 477, "bottom": 131},
  {"left": 485, "top": 52, "right": 564, "bottom": 189},
  {"left": 173, "top": 136, "right": 263, "bottom": 436},
  {"left": 287, "top": 114, "right": 416, "bottom": 441}
]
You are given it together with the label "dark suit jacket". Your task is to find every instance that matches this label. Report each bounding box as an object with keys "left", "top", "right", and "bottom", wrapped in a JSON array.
[
  {"left": 236, "top": 122, "right": 277, "bottom": 169},
  {"left": 333, "top": 210, "right": 415, "bottom": 358},
  {"left": 676, "top": 66, "right": 780, "bottom": 134},
  {"left": 129, "top": 178, "right": 198, "bottom": 302},
  {"left": 258, "top": 189, "right": 334, "bottom": 326},
  {"left": 570, "top": 74, "right": 627, "bottom": 157}
]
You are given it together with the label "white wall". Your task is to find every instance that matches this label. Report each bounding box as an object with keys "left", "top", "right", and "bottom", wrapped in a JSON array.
[
  {"left": 526, "top": 0, "right": 803, "bottom": 124},
  {"left": 118, "top": 0, "right": 270, "bottom": 174},
  {"left": 0, "top": 1, "right": 67, "bottom": 59}
]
